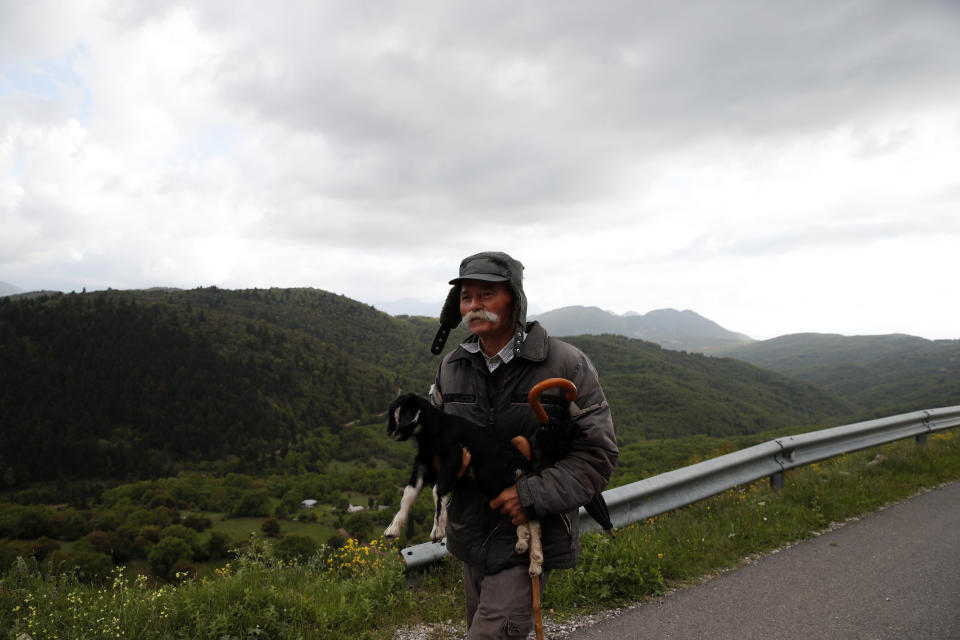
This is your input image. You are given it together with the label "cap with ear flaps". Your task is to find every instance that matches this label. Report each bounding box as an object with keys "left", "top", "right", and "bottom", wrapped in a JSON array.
[{"left": 431, "top": 251, "right": 527, "bottom": 355}]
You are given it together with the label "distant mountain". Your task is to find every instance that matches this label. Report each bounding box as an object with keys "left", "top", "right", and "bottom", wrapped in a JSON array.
[
  {"left": 531, "top": 306, "right": 753, "bottom": 353},
  {"left": 372, "top": 297, "right": 442, "bottom": 317},
  {"left": 0, "top": 282, "right": 25, "bottom": 296},
  {"left": 722, "top": 333, "right": 960, "bottom": 415}
]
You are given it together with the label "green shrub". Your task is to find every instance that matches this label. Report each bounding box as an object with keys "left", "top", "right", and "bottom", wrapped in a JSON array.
[
  {"left": 126, "top": 508, "right": 161, "bottom": 527},
  {"left": 84, "top": 530, "right": 113, "bottom": 555},
  {"left": 0, "top": 504, "right": 59, "bottom": 538},
  {"left": 326, "top": 532, "right": 347, "bottom": 549},
  {"left": 204, "top": 531, "right": 232, "bottom": 561},
  {"left": 260, "top": 517, "right": 282, "bottom": 538},
  {"left": 0, "top": 539, "right": 31, "bottom": 569},
  {"left": 167, "top": 559, "right": 196, "bottom": 583},
  {"left": 182, "top": 513, "right": 212, "bottom": 532},
  {"left": 53, "top": 509, "right": 91, "bottom": 540},
  {"left": 230, "top": 491, "right": 271, "bottom": 518},
  {"left": 272, "top": 534, "right": 317, "bottom": 562},
  {"left": 139, "top": 525, "right": 163, "bottom": 543},
  {"left": 30, "top": 536, "right": 62, "bottom": 561},
  {"left": 161, "top": 524, "right": 199, "bottom": 545},
  {"left": 148, "top": 536, "right": 193, "bottom": 578},
  {"left": 48, "top": 549, "right": 114, "bottom": 584}
]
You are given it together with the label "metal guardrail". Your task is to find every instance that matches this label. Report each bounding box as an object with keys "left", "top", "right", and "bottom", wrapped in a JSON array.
[{"left": 400, "top": 405, "right": 960, "bottom": 569}]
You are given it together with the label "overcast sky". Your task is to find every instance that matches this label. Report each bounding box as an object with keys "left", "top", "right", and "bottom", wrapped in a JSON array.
[{"left": 2, "top": 1, "right": 959, "bottom": 340}]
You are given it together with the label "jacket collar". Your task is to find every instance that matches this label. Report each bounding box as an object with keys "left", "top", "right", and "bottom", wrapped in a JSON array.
[{"left": 449, "top": 321, "right": 548, "bottom": 364}]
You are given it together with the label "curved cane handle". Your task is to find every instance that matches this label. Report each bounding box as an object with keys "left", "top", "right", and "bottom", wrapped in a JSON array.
[{"left": 527, "top": 378, "right": 578, "bottom": 425}]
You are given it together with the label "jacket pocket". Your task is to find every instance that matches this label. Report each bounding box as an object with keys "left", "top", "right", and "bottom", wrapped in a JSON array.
[{"left": 536, "top": 510, "right": 579, "bottom": 570}]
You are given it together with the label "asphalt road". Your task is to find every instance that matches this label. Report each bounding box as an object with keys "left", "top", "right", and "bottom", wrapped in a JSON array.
[{"left": 569, "top": 481, "right": 960, "bottom": 640}]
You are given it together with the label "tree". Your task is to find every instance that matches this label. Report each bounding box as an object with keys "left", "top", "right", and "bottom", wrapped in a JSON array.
[
  {"left": 260, "top": 517, "right": 282, "bottom": 538},
  {"left": 50, "top": 549, "right": 114, "bottom": 584},
  {"left": 29, "top": 537, "right": 61, "bottom": 561},
  {"left": 204, "top": 531, "right": 232, "bottom": 560},
  {"left": 182, "top": 513, "right": 212, "bottom": 532},
  {"left": 148, "top": 536, "right": 193, "bottom": 577},
  {"left": 230, "top": 491, "right": 271, "bottom": 517},
  {"left": 83, "top": 531, "right": 113, "bottom": 556}
]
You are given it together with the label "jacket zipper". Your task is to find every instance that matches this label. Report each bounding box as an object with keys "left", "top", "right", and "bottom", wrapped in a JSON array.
[{"left": 480, "top": 518, "right": 506, "bottom": 570}]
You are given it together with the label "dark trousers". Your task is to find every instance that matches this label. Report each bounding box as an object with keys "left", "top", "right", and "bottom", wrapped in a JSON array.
[{"left": 463, "top": 563, "right": 549, "bottom": 639}]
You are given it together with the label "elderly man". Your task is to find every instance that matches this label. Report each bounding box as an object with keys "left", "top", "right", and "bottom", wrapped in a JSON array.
[{"left": 430, "top": 251, "right": 619, "bottom": 639}]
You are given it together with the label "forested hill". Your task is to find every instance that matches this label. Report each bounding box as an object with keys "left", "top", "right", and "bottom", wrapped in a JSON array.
[
  {"left": 723, "top": 333, "right": 960, "bottom": 416},
  {"left": 0, "top": 287, "right": 451, "bottom": 485},
  {"left": 1, "top": 288, "right": 857, "bottom": 485},
  {"left": 565, "top": 335, "right": 858, "bottom": 442}
]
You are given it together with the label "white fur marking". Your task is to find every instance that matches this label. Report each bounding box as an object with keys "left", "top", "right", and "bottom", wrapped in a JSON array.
[
  {"left": 515, "top": 522, "right": 531, "bottom": 554},
  {"left": 527, "top": 520, "right": 544, "bottom": 577},
  {"left": 384, "top": 475, "right": 424, "bottom": 538},
  {"left": 430, "top": 488, "right": 450, "bottom": 541}
]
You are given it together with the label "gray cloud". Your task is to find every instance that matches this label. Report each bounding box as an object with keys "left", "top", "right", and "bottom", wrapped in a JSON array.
[
  {"left": 671, "top": 210, "right": 960, "bottom": 261},
  {"left": 3, "top": 1, "right": 960, "bottom": 338},
  {"left": 179, "top": 1, "right": 960, "bottom": 231}
]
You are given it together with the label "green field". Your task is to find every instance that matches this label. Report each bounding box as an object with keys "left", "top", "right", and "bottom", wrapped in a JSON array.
[{"left": 3, "top": 429, "right": 958, "bottom": 640}]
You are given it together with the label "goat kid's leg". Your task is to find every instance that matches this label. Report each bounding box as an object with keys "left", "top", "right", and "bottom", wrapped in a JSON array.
[
  {"left": 527, "top": 520, "right": 544, "bottom": 577},
  {"left": 430, "top": 487, "right": 450, "bottom": 542},
  {"left": 384, "top": 477, "right": 424, "bottom": 538},
  {"left": 515, "top": 522, "right": 531, "bottom": 554}
]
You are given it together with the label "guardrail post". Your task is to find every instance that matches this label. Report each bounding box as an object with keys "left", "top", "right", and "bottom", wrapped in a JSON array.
[
  {"left": 769, "top": 471, "right": 784, "bottom": 491},
  {"left": 917, "top": 411, "right": 932, "bottom": 447}
]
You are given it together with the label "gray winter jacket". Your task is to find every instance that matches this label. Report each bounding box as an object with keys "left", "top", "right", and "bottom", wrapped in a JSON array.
[{"left": 435, "top": 321, "right": 619, "bottom": 574}]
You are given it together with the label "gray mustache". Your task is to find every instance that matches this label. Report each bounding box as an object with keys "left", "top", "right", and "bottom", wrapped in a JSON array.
[{"left": 461, "top": 310, "right": 500, "bottom": 327}]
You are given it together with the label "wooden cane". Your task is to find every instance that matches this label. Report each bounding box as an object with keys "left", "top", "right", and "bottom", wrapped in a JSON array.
[
  {"left": 525, "top": 378, "right": 577, "bottom": 640},
  {"left": 531, "top": 573, "right": 544, "bottom": 640},
  {"left": 509, "top": 434, "right": 545, "bottom": 640}
]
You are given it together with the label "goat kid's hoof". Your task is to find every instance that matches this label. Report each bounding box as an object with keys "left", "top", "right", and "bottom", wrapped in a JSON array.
[{"left": 383, "top": 526, "right": 400, "bottom": 539}]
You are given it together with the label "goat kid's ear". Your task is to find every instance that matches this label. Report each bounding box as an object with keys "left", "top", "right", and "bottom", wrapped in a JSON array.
[{"left": 387, "top": 396, "right": 403, "bottom": 425}]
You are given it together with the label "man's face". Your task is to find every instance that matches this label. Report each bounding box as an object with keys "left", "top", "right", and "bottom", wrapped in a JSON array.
[{"left": 459, "top": 279, "right": 515, "bottom": 345}]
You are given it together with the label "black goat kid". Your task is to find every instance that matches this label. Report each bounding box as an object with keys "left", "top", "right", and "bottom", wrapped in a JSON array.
[{"left": 383, "top": 392, "right": 534, "bottom": 543}]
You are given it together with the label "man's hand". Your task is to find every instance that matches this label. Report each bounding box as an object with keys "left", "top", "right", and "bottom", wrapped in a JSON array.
[
  {"left": 433, "top": 446, "right": 472, "bottom": 478},
  {"left": 458, "top": 447, "right": 471, "bottom": 478},
  {"left": 489, "top": 485, "right": 527, "bottom": 525}
]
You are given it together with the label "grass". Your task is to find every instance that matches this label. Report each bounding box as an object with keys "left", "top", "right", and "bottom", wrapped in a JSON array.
[
  {"left": 2, "top": 429, "right": 958, "bottom": 639},
  {"left": 207, "top": 516, "right": 338, "bottom": 545}
]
